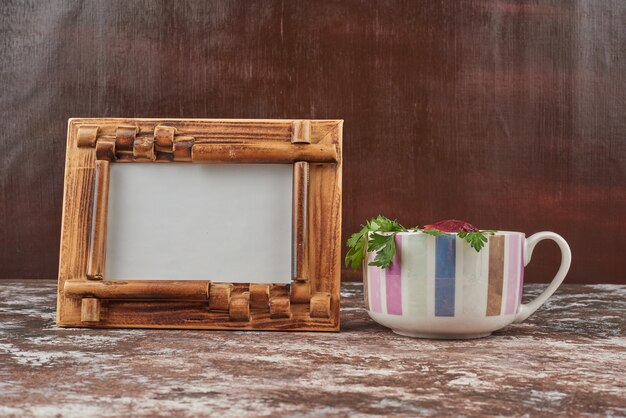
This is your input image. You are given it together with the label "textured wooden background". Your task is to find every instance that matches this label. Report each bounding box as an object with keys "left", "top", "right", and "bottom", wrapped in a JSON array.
[{"left": 0, "top": 0, "right": 624, "bottom": 283}]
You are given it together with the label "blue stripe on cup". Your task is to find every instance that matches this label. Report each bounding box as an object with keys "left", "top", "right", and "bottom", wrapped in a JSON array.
[{"left": 435, "top": 234, "right": 456, "bottom": 316}]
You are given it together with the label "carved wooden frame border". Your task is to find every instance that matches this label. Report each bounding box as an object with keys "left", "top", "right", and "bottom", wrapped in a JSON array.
[{"left": 57, "top": 118, "right": 342, "bottom": 331}]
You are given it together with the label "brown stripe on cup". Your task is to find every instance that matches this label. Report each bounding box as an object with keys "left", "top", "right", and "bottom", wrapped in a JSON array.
[{"left": 487, "top": 235, "right": 505, "bottom": 316}]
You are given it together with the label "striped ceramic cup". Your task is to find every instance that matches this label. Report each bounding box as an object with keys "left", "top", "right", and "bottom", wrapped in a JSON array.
[{"left": 364, "top": 231, "right": 571, "bottom": 339}]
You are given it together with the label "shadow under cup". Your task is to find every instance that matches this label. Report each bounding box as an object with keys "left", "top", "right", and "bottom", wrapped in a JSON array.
[{"left": 364, "top": 231, "right": 528, "bottom": 338}]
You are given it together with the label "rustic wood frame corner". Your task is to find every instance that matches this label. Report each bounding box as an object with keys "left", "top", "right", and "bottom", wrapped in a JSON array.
[{"left": 57, "top": 118, "right": 342, "bottom": 331}]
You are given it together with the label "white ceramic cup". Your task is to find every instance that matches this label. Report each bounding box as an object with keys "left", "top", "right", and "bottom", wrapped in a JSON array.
[{"left": 363, "top": 231, "right": 571, "bottom": 339}]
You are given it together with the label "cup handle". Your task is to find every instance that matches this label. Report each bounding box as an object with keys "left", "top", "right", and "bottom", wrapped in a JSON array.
[{"left": 514, "top": 232, "right": 572, "bottom": 323}]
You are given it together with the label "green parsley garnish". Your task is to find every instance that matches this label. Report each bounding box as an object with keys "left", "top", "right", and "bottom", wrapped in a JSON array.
[
  {"left": 344, "top": 215, "right": 407, "bottom": 270},
  {"left": 345, "top": 216, "right": 497, "bottom": 270},
  {"left": 457, "top": 230, "right": 497, "bottom": 252}
]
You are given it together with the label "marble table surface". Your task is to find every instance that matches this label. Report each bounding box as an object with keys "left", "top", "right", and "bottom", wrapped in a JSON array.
[{"left": 0, "top": 280, "right": 624, "bottom": 417}]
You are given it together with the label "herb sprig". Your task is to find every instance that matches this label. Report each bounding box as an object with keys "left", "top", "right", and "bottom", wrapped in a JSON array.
[
  {"left": 458, "top": 230, "right": 497, "bottom": 252},
  {"left": 345, "top": 216, "right": 497, "bottom": 270},
  {"left": 344, "top": 215, "right": 407, "bottom": 270}
]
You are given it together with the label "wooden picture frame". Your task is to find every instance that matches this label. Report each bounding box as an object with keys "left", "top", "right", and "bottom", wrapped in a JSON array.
[{"left": 57, "top": 118, "right": 342, "bottom": 331}]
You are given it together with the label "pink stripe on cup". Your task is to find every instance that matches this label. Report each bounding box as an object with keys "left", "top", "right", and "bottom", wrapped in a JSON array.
[
  {"left": 385, "top": 235, "right": 403, "bottom": 315},
  {"left": 504, "top": 234, "right": 520, "bottom": 314},
  {"left": 518, "top": 240, "right": 525, "bottom": 306}
]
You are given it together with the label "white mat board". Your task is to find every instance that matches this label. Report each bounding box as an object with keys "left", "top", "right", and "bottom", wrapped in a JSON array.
[{"left": 105, "top": 163, "right": 292, "bottom": 283}]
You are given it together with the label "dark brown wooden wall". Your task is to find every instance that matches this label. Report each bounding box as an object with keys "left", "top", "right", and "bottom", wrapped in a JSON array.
[{"left": 1, "top": 0, "right": 624, "bottom": 283}]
